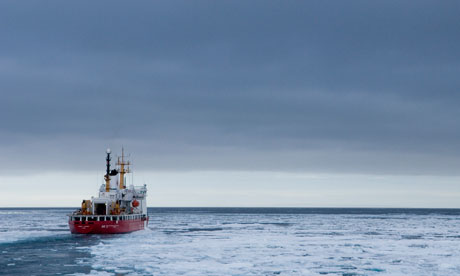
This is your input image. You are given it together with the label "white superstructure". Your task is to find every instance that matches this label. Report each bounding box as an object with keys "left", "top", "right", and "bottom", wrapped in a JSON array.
[{"left": 75, "top": 148, "right": 148, "bottom": 219}]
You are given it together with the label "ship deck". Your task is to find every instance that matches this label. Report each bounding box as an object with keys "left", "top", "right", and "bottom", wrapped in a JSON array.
[{"left": 69, "top": 213, "right": 147, "bottom": 222}]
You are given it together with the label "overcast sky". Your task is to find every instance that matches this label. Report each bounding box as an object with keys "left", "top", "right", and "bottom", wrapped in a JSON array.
[{"left": 1, "top": 1, "right": 460, "bottom": 207}]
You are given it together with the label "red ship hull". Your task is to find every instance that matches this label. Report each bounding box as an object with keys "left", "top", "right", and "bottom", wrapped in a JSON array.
[{"left": 69, "top": 217, "right": 149, "bottom": 234}]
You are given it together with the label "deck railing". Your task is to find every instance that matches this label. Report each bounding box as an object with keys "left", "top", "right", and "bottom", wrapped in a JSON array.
[{"left": 68, "top": 213, "right": 147, "bottom": 222}]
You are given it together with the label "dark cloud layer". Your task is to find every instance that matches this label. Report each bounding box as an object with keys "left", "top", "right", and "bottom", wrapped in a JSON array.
[{"left": 1, "top": 0, "right": 460, "bottom": 174}]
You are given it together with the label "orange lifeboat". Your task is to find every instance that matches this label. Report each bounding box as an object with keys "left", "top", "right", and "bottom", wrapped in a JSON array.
[{"left": 132, "top": 199, "right": 139, "bottom": 207}]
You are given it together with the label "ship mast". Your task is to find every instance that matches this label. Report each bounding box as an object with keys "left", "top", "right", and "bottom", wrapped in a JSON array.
[
  {"left": 117, "top": 147, "right": 130, "bottom": 189},
  {"left": 104, "top": 148, "right": 111, "bottom": 192}
]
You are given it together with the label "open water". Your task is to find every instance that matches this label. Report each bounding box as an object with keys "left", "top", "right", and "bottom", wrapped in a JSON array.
[{"left": 1, "top": 208, "right": 460, "bottom": 275}]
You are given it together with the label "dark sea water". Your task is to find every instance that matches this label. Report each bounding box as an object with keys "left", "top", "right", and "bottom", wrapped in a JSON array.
[{"left": 1, "top": 208, "right": 460, "bottom": 275}]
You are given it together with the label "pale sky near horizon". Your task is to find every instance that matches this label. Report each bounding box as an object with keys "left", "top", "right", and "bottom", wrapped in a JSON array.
[{"left": 1, "top": 1, "right": 460, "bottom": 207}]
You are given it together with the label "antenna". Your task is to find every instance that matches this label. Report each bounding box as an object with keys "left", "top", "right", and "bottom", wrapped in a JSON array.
[
  {"left": 117, "top": 146, "right": 130, "bottom": 189},
  {"left": 130, "top": 154, "right": 134, "bottom": 186},
  {"left": 104, "top": 148, "right": 112, "bottom": 192}
]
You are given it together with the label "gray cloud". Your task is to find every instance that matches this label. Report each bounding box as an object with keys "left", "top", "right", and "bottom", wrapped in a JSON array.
[{"left": 1, "top": 0, "right": 460, "bottom": 174}]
